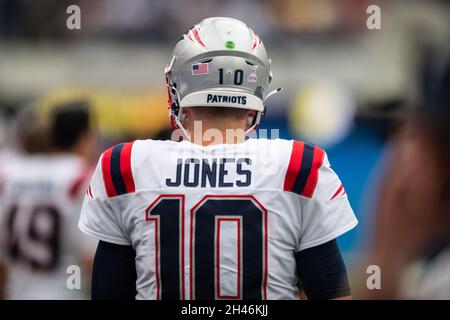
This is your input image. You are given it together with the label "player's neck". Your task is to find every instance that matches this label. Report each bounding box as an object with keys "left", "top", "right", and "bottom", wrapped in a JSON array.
[{"left": 185, "top": 119, "right": 247, "bottom": 146}]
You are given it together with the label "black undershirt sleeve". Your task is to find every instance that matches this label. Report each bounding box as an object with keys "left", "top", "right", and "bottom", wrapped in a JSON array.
[
  {"left": 91, "top": 241, "right": 137, "bottom": 300},
  {"left": 295, "top": 239, "right": 351, "bottom": 300}
]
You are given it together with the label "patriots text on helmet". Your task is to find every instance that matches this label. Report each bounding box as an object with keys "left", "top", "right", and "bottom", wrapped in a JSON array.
[{"left": 206, "top": 94, "right": 247, "bottom": 105}]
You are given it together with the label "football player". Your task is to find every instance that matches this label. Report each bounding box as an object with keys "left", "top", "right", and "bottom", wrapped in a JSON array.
[
  {"left": 79, "top": 17, "right": 358, "bottom": 300},
  {"left": 0, "top": 101, "right": 97, "bottom": 299}
]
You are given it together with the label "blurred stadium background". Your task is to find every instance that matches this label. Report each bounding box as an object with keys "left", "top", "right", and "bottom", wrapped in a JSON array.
[{"left": 0, "top": 0, "right": 449, "bottom": 297}]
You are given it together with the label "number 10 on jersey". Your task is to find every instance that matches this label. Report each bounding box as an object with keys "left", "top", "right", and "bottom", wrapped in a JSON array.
[{"left": 145, "top": 194, "right": 268, "bottom": 300}]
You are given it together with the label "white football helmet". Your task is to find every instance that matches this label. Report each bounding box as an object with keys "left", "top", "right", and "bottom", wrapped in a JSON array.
[{"left": 164, "top": 17, "right": 281, "bottom": 136}]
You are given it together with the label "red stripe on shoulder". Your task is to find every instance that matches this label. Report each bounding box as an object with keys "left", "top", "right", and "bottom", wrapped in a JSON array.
[
  {"left": 101, "top": 147, "right": 117, "bottom": 197},
  {"left": 120, "top": 142, "right": 135, "bottom": 194},
  {"left": 283, "top": 141, "right": 305, "bottom": 192},
  {"left": 301, "top": 146, "right": 325, "bottom": 198},
  {"left": 330, "top": 183, "right": 344, "bottom": 201},
  {"left": 86, "top": 184, "right": 94, "bottom": 199}
]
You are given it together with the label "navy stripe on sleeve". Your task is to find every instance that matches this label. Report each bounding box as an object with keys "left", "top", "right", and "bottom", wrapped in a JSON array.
[
  {"left": 291, "top": 142, "right": 314, "bottom": 195},
  {"left": 110, "top": 143, "right": 127, "bottom": 196}
]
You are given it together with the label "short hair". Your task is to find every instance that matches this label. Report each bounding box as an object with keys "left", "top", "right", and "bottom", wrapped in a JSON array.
[
  {"left": 50, "top": 100, "right": 91, "bottom": 150},
  {"left": 189, "top": 107, "right": 249, "bottom": 120}
]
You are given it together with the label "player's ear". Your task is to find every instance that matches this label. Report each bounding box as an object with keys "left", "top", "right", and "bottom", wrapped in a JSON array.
[{"left": 246, "top": 110, "right": 257, "bottom": 127}]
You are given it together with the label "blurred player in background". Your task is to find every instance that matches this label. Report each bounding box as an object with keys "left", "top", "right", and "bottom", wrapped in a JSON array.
[
  {"left": 79, "top": 17, "right": 357, "bottom": 300},
  {"left": 0, "top": 101, "right": 97, "bottom": 299},
  {"left": 0, "top": 105, "right": 49, "bottom": 299},
  {"left": 361, "top": 53, "right": 450, "bottom": 299}
]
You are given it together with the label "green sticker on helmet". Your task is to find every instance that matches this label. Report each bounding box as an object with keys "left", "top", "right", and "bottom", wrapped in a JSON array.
[{"left": 225, "top": 41, "right": 235, "bottom": 49}]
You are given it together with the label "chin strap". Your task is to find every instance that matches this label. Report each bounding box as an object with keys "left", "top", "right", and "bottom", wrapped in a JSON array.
[
  {"left": 244, "top": 123, "right": 258, "bottom": 136},
  {"left": 244, "top": 111, "right": 262, "bottom": 136},
  {"left": 245, "top": 88, "right": 283, "bottom": 136},
  {"left": 174, "top": 109, "right": 191, "bottom": 141}
]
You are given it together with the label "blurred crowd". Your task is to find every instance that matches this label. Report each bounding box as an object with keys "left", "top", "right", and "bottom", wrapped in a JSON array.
[{"left": 0, "top": 0, "right": 374, "bottom": 41}]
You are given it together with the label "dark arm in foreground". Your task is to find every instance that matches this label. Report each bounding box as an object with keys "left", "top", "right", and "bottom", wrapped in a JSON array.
[
  {"left": 92, "top": 241, "right": 137, "bottom": 300},
  {"left": 296, "top": 239, "right": 352, "bottom": 300}
]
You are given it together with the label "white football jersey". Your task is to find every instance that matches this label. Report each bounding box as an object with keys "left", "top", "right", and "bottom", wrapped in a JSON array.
[
  {"left": 79, "top": 138, "right": 357, "bottom": 300},
  {"left": 0, "top": 153, "right": 94, "bottom": 299}
]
